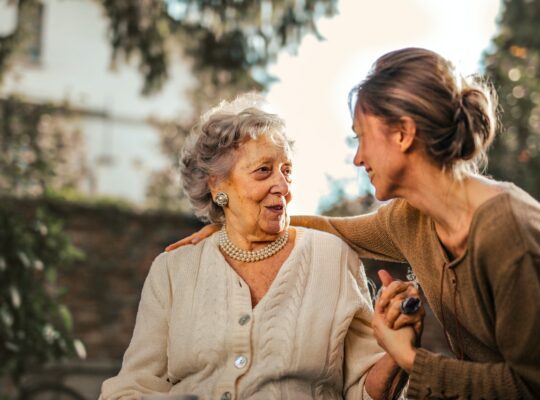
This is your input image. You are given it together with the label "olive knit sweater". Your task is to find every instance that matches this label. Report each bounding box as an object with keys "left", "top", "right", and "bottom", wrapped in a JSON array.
[{"left": 293, "top": 184, "right": 540, "bottom": 399}]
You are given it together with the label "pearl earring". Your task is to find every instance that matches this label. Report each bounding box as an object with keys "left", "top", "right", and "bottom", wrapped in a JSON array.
[{"left": 214, "top": 192, "right": 229, "bottom": 207}]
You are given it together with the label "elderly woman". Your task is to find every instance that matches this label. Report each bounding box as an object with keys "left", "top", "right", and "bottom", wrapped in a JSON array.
[{"left": 100, "top": 96, "right": 418, "bottom": 399}]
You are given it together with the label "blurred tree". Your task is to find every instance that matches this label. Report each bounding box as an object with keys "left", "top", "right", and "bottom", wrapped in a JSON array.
[
  {"left": 484, "top": 0, "right": 540, "bottom": 200},
  {"left": 318, "top": 175, "right": 380, "bottom": 217},
  {"left": 1, "top": 0, "right": 340, "bottom": 209},
  {"left": 0, "top": 96, "right": 90, "bottom": 198},
  {"left": 123, "top": 0, "right": 340, "bottom": 209},
  {"left": 0, "top": 95, "right": 89, "bottom": 397},
  {"left": 0, "top": 204, "right": 85, "bottom": 397},
  {"left": 1, "top": 0, "right": 339, "bottom": 94},
  {"left": 144, "top": 117, "right": 192, "bottom": 211},
  {"left": 100, "top": 0, "right": 339, "bottom": 94}
]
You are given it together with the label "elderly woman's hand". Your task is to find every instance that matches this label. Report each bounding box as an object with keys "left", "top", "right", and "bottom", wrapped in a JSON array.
[
  {"left": 372, "top": 310, "right": 417, "bottom": 374},
  {"left": 165, "top": 223, "right": 221, "bottom": 251},
  {"left": 376, "top": 270, "right": 425, "bottom": 338}
]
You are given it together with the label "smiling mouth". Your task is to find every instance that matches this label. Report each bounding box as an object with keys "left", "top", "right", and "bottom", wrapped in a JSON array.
[{"left": 266, "top": 204, "right": 285, "bottom": 213}]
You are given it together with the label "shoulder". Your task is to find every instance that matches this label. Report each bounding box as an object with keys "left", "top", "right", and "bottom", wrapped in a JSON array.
[
  {"left": 299, "top": 228, "right": 362, "bottom": 278},
  {"left": 374, "top": 198, "right": 425, "bottom": 232},
  {"left": 302, "top": 227, "right": 359, "bottom": 255},
  {"left": 150, "top": 234, "right": 220, "bottom": 282},
  {"left": 474, "top": 185, "right": 540, "bottom": 253},
  {"left": 505, "top": 185, "right": 540, "bottom": 251},
  {"left": 471, "top": 185, "right": 540, "bottom": 272}
]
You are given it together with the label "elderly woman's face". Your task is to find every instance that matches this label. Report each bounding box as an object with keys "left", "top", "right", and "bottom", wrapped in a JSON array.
[{"left": 219, "top": 135, "right": 292, "bottom": 237}]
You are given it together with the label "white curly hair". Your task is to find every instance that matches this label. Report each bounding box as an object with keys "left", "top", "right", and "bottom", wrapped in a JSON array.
[{"left": 180, "top": 93, "right": 293, "bottom": 223}]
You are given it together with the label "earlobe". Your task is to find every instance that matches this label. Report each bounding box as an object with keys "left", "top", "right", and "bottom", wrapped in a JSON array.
[
  {"left": 208, "top": 176, "right": 218, "bottom": 196},
  {"left": 399, "top": 116, "right": 416, "bottom": 152}
]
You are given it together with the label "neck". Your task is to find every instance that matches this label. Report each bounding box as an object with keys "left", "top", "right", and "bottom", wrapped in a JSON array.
[
  {"left": 394, "top": 161, "right": 487, "bottom": 255},
  {"left": 393, "top": 160, "right": 505, "bottom": 257},
  {"left": 223, "top": 216, "right": 286, "bottom": 251},
  {"left": 403, "top": 169, "right": 472, "bottom": 233}
]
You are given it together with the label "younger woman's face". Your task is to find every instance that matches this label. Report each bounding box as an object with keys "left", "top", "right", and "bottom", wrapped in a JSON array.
[{"left": 352, "top": 111, "right": 407, "bottom": 201}]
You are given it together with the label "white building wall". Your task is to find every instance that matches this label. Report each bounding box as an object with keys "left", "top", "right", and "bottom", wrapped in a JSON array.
[{"left": 0, "top": 0, "right": 195, "bottom": 203}]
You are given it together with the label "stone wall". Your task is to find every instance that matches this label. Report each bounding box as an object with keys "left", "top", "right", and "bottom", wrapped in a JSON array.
[{"left": 6, "top": 197, "right": 204, "bottom": 361}]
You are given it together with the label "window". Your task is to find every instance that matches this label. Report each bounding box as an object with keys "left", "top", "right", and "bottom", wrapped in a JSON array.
[{"left": 17, "top": 1, "right": 44, "bottom": 65}]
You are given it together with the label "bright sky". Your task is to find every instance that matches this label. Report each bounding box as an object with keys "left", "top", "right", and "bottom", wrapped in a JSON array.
[{"left": 266, "top": 0, "right": 502, "bottom": 215}]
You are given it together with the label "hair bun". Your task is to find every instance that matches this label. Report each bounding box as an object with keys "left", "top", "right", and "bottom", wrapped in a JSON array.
[
  {"left": 349, "top": 48, "right": 498, "bottom": 176},
  {"left": 451, "top": 86, "right": 496, "bottom": 164}
]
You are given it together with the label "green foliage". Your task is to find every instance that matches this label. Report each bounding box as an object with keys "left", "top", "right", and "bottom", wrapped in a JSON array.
[
  {"left": 0, "top": 96, "right": 88, "bottom": 198},
  {"left": 100, "top": 0, "right": 339, "bottom": 94},
  {"left": 484, "top": 0, "right": 540, "bottom": 199},
  {"left": 144, "top": 118, "right": 192, "bottom": 211},
  {"left": 318, "top": 176, "right": 380, "bottom": 217},
  {"left": 0, "top": 204, "right": 85, "bottom": 389},
  {"left": 45, "top": 188, "right": 137, "bottom": 212}
]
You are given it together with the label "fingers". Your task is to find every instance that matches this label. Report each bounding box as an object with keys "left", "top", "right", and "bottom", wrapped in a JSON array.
[
  {"left": 393, "top": 306, "right": 425, "bottom": 331},
  {"left": 378, "top": 269, "right": 394, "bottom": 287},
  {"left": 375, "top": 279, "right": 414, "bottom": 313},
  {"left": 165, "top": 235, "right": 196, "bottom": 251},
  {"left": 165, "top": 224, "right": 222, "bottom": 251},
  {"left": 202, "top": 223, "right": 221, "bottom": 236},
  {"left": 384, "top": 285, "right": 422, "bottom": 327}
]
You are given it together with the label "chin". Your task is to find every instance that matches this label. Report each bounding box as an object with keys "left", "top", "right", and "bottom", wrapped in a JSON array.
[
  {"left": 263, "top": 219, "right": 288, "bottom": 235},
  {"left": 373, "top": 185, "right": 393, "bottom": 201},
  {"left": 374, "top": 186, "right": 399, "bottom": 202},
  {"left": 374, "top": 191, "right": 389, "bottom": 201}
]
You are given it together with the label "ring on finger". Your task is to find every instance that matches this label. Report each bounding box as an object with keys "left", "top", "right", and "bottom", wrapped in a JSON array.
[{"left": 400, "top": 297, "right": 422, "bottom": 315}]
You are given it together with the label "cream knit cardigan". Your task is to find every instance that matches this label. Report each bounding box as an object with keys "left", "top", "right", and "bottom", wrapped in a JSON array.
[{"left": 101, "top": 228, "right": 384, "bottom": 400}]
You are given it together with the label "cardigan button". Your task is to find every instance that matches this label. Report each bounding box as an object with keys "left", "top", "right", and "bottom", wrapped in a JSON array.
[
  {"left": 238, "top": 314, "right": 251, "bottom": 325},
  {"left": 220, "top": 391, "right": 232, "bottom": 400},
  {"left": 234, "top": 355, "right": 248, "bottom": 368}
]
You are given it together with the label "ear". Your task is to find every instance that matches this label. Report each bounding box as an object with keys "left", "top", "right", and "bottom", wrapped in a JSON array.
[
  {"left": 208, "top": 176, "right": 219, "bottom": 196},
  {"left": 397, "top": 116, "right": 416, "bottom": 152}
]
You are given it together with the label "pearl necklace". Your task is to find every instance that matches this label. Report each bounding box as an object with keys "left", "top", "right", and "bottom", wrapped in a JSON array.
[{"left": 218, "top": 226, "right": 289, "bottom": 262}]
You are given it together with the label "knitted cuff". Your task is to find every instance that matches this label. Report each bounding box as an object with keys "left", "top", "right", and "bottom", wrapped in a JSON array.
[{"left": 406, "top": 348, "right": 432, "bottom": 399}]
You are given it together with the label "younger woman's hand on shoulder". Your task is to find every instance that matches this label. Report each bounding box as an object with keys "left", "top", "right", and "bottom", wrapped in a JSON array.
[{"left": 165, "top": 223, "right": 221, "bottom": 251}]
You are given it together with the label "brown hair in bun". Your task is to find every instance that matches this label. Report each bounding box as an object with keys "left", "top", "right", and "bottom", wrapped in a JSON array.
[{"left": 349, "top": 47, "right": 498, "bottom": 175}]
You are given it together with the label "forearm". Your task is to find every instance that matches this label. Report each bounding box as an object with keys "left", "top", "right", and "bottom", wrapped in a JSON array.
[
  {"left": 407, "top": 348, "right": 533, "bottom": 399},
  {"left": 365, "top": 354, "right": 407, "bottom": 400},
  {"left": 291, "top": 209, "right": 405, "bottom": 262},
  {"left": 291, "top": 215, "right": 340, "bottom": 235}
]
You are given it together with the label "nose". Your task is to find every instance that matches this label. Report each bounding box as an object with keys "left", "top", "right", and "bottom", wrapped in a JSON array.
[
  {"left": 353, "top": 143, "right": 363, "bottom": 167},
  {"left": 271, "top": 170, "right": 290, "bottom": 197}
]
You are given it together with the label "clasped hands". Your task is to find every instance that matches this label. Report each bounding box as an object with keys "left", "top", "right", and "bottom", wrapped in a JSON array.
[{"left": 372, "top": 269, "right": 425, "bottom": 374}]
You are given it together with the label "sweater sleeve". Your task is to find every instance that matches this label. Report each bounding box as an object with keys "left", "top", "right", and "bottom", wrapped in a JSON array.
[
  {"left": 292, "top": 200, "right": 406, "bottom": 262},
  {"left": 341, "top": 244, "right": 386, "bottom": 400},
  {"left": 100, "top": 253, "right": 173, "bottom": 399},
  {"left": 407, "top": 252, "right": 540, "bottom": 399}
]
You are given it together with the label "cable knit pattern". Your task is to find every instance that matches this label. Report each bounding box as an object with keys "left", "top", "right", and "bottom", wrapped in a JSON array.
[
  {"left": 244, "top": 245, "right": 308, "bottom": 398},
  {"left": 100, "top": 228, "right": 384, "bottom": 400}
]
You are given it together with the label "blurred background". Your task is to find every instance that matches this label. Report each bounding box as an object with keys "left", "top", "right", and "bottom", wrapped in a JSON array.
[{"left": 1, "top": 0, "right": 539, "bottom": 398}]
